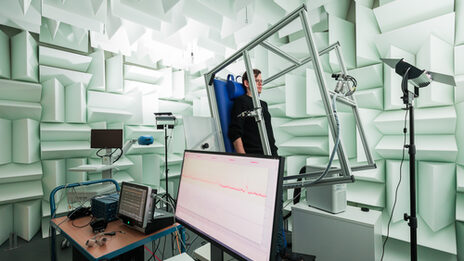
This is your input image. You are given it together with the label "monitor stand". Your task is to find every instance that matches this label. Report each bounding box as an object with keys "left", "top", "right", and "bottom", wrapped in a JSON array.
[
  {"left": 102, "top": 148, "right": 113, "bottom": 179},
  {"left": 142, "top": 209, "right": 175, "bottom": 235},
  {"left": 211, "top": 244, "right": 223, "bottom": 261}
]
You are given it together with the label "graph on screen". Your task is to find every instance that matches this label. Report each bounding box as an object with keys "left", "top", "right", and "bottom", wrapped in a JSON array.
[{"left": 175, "top": 151, "right": 281, "bottom": 261}]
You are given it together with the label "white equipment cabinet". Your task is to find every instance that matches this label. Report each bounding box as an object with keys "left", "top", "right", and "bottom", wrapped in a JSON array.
[{"left": 292, "top": 202, "right": 382, "bottom": 261}]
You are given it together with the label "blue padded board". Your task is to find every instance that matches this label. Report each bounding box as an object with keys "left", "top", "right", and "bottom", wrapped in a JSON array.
[{"left": 213, "top": 75, "right": 245, "bottom": 152}]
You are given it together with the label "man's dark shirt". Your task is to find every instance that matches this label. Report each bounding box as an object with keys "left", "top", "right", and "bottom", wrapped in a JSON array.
[{"left": 228, "top": 94, "right": 278, "bottom": 156}]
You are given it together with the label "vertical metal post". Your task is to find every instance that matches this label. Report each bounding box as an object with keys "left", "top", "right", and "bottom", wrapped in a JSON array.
[
  {"left": 102, "top": 148, "right": 112, "bottom": 179},
  {"left": 51, "top": 227, "right": 57, "bottom": 261},
  {"left": 243, "top": 50, "right": 272, "bottom": 156},
  {"left": 407, "top": 104, "right": 418, "bottom": 261},
  {"left": 8, "top": 232, "right": 17, "bottom": 250},
  {"left": 179, "top": 226, "right": 186, "bottom": 253},
  {"left": 164, "top": 125, "right": 170, "bottom": 211},
  {"left": 299, "top": 11, "right": 352, "bottom": 176},
  {"left": 211, "top": 244, "right": 224, "bottom": 261}
]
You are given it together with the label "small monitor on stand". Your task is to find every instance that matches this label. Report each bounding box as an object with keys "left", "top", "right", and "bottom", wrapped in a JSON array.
[
  {"left": 90, "top": 129, "right": 123, "bottom": 149},
  {"left": 91, "top": 129, "right": 123, "bottom": 179},
  {"left": 175, "top": 150, "right": 284, "bottom": 261}
]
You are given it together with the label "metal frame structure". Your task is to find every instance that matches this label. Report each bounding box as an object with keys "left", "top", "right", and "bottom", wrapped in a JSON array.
[{"left": 204, "top": 4, "right": 376, "bottom": 187}]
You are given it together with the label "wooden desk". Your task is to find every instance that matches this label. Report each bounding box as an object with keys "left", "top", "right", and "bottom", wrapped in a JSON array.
[{"left": 51, "top": 216, "right": 184, "bottom": 261}]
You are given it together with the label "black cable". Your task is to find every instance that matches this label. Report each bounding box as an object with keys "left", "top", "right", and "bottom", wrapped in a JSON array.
[
  {"left": 112, "top": 148, "right": 123, "bottom": 164},
  {"left": 380, "top": 108, "right": 409, "bottom": 261},
  {"left": 186, "top": 235, "right": 199, "bottom": 253},
  {"left": 147, "top": 240, "right": 156, "bottom": 261},
  {"left": 154, "top": 237, "right": 162, "bottom": 254},
  {"left": 109, "top": 148, "right": 119, "bottom": 156},
  {"left": 71, "top": 216, "right": 94, "bottom": 228},
  {"left": 96, "top": 148, "right": 106, "bottom": 158},
  {"left": 96, "top": 148, "right": 121, "bottom": 161}
]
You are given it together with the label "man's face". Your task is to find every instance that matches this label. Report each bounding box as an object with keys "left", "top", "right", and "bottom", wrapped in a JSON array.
[{"left": 245, "top": 74, "right": 263, "bottom": 94}]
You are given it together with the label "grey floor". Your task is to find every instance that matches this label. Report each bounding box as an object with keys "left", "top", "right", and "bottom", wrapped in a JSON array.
[
  {"left": 0, "top": 228, "right": 315, "bottom": 261},
  {"left": 0, "top": 229, "right": 208, "bottom": 261}
]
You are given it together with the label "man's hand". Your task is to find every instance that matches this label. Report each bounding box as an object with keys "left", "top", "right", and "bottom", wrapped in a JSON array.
[{"left": 232, "top": 138, "right": 246, "bottom": 154}]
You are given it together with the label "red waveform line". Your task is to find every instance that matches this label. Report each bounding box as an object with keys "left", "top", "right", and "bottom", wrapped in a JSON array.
[{"left": 183, "top": 174, "right": 267, "bottom": 198}]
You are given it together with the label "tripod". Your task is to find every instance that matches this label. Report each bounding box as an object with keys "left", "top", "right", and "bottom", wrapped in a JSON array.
[
  {"left": 161, "top": 124, "right": 176, "bottom": 211},
  {"left": 381, "top": 57, "right": 456, "bottom": 261},
  {"left": 154, "top": 112, "right": 177, "bottom": 211}
]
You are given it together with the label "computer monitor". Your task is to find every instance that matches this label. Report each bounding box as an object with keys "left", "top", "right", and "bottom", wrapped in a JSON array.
[
  {"left": 117, "top": 182, "right": 154, "bottom": 232},
  {"left": 175, "top": 150, "right": 284, "bottom": 261},
  {"left": 90, "top": 129, "right": 123, "bottom": 149}
]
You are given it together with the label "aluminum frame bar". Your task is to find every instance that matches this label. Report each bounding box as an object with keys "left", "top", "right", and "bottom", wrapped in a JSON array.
[
  {"left": 204, "top": 4, "right": 376, "bottom": 187},
  {"left": 260, "top": 40, "right": 301, "bottom": 65},
  {"left": 299, "top": 9, "right": 352, "bottom": 178},
  {"left": 243, "top": 49, "right": 272, "bottom": 155},
  {"left": 205, "top": 4, "right": 307, "bottom": 85},
  {"left": 263, "top": 42, "right": 339, "bottom": 86},
  {"left": 283, "top": 176, "right": 354, "bottom": 189},
  {"left": 283, "top": 163, "right": 377, "bottom": 181}
]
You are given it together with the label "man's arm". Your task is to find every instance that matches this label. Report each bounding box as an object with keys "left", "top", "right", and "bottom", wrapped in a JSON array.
[
  {"left": 229, "top": 97, "right": 246, "bottom": 153},
  {"left": 232, "top": 138, "right": 246, "bottom": 154}
]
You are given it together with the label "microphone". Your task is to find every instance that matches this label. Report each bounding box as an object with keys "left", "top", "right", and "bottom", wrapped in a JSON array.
[{"left": 331, "top": 74, "right": 357, "bottom": 96}]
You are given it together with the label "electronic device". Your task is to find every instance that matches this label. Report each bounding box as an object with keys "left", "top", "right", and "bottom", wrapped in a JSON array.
[
  {"left": 303, "top": 166, "right": 346, "bottom": 214},
  {"left": 117, "top": 182, "right": 154, "bottom": 231},
  {"left": 91, "top": 193, "right": 119, "bottom": 222},
  {"left": 154, "top": 112, "right": 176, "bottom": 129},
  {"left": 175, "top": 150, "right": 284, "bottom": 261},
  {"left": 117, "top": 182, "right": 174, "bottom": 234},
  {"left": 90, "top": 218, "right": 108, "bottom": 233},
  {"left": 307, "top": 182, "right": 346, "bottom": 214},
  {"left": 67, "top": 206, "right": 91, "bottom": 220},
  {"left": 90, "top": 129, "right": 123, "bottom": 149}
]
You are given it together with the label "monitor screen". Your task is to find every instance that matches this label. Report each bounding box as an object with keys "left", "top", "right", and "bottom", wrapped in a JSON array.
[
  {"left": 175, "top": 150, "right": 284, "bottom": 261},
  {"left": 117, "top": 182, "right": 149, "bottom": 228},
  {"left": 90, "top": 129, "right": 123, "bottom": 149}
]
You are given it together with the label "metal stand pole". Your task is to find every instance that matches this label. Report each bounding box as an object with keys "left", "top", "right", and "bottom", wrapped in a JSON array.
[
  {"left": 400, "top": 69, "right": 418, "bottom": 261},
  {"left": 102, "top": 148, "right": 112, "bottom": 179},
  {"left": 161, "top": 125, "right": 176, "bottom": 212},
  {"left": 211, "top": 244, "right": 224, "bottom": 261},
  {"left": 8, "top": 232, "right": 18, "bottom": 250},
  {"left": 164, "top": 125, "right": 170, "bottom": 211},
  {"left": 404, "top": 103, "right": 418, "bottom": 261}
]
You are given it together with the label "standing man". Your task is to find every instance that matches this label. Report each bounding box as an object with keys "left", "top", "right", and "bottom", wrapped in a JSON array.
[
  {"left": 228, "top": 69, "right": 278, "bottom": 156},
  {"left": 228, "top": 69, "right": 290, "bottom": 259}
]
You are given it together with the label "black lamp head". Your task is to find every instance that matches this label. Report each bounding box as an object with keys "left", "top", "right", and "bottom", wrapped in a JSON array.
[{"left": 381, "top": 58, "right": 456, "bottom": 88}]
